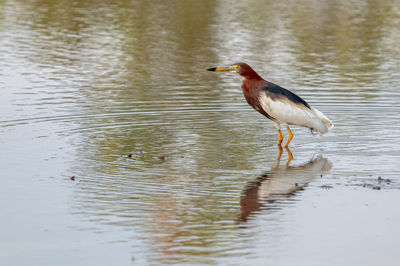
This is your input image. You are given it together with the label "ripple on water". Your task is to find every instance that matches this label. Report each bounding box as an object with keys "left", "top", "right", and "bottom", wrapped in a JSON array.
[{"left": 1, "top": 0, "right": 400, "bottom": 265}]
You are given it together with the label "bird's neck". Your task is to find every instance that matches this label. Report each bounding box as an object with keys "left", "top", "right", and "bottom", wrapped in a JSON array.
[
  {"left": 242, "top": 78, "right": 268, "bottom": 95},
  {"left": 242, "top": 77, "right": 267, "bottom": 90},
  {"left": 243, "top": 72, "right": 263, "bottom": 80}
]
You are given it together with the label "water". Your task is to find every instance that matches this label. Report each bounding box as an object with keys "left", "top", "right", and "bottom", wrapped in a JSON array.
[{"left": 1, "top": 0, "right": 399, "bottom": 265}]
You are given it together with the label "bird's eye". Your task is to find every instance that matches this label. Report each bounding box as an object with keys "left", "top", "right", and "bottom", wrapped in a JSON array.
[{"left": 232, "top": 65, "right": 240, "bottom": 70}]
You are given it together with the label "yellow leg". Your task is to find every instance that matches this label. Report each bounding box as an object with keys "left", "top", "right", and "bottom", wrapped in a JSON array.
[
  {"left": 284, "top": 126, "right": 293, "bottom": 147},
  {"left": 277, "top": 129, "right": 284, "bottom": 146}
]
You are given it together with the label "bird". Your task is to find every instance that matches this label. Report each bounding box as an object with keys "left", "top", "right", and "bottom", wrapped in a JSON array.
[{"left": 207, "top": 62, "right": 333, "bottom": 147}]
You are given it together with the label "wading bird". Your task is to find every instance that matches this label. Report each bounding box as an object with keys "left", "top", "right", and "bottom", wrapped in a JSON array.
[{"left": 208, "top": 62, "right": 333, "bottom": 147}]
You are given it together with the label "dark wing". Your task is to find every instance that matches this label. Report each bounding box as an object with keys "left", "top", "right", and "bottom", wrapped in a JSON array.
[{"left": 262, "top": 82, "right": 311, "bottom": 109}]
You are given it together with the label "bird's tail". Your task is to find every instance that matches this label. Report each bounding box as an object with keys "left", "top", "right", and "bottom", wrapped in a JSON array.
[{"left": 311, "top": 108, "right": 334, "bottom": 135}]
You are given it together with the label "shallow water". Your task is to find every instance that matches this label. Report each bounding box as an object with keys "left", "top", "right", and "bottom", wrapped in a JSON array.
[{"left": 1, "top": 0, "right": 400, "bottom": 265}]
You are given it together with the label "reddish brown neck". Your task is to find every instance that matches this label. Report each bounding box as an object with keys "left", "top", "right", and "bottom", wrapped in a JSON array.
[{"left": 240, "top": 68, "right": 264, "bottom": 80}]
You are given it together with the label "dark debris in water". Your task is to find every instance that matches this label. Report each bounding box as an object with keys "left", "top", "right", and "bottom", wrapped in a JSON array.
[
  {"left": 377, "top": 176, "right": 391, "bottom": 183},
  {"left": 126, "top": 150, "right": 145, "bottom": 159},
  {"left": 319, "top": 184, "right": 333, "bottom": 190},
  {"left": 125, "top": 150, "right": 167, "bottom": 162},
  {"left": 347, "top": 176, "right": 397, "bottom": 190},
  {"left": 320, "top": 176, "right": 398, "bottom": 191}
]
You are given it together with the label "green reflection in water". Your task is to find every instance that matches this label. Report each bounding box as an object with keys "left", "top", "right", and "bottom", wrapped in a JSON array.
[{"left": 0, "top": 0, "right": 399, "bottom": 264}]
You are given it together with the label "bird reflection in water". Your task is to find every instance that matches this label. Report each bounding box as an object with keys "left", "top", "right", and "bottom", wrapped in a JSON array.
[{"left": 239, "top": 147, "right": 331, "bottom": 223}]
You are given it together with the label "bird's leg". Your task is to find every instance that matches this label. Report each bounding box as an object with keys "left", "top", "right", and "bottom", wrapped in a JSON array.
[
  {"left": 278, "top": 129, "right": 284, "bottom": 145},
  {"left": 274, "top": 122, "right": 283, "bottom": 146},
  {"left": 284, "top": 126, "right": 294, "bottom": 147}
]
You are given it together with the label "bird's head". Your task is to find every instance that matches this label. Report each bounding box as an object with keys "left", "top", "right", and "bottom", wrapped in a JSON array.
[{"left": 207, "top": 62, "right": 262, "bottom": 80}]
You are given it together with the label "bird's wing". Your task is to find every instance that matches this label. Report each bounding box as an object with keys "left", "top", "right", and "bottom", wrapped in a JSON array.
[
  {"left": 262, "top": 82, "right": 311, "bottom": 109},
  {"left": 259, "top": 91, "right": 318, "bottom": 128},
  {"left": 259, "top": 83, "right": 332, "bottom": 134}
]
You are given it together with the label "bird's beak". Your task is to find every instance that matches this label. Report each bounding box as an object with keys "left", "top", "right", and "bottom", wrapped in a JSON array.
[{"left": 207, "top": 66, "right": 236, "bottom": 72}]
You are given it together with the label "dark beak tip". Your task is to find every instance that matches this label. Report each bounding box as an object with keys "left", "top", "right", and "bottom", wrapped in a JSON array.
[{"left": 207, "top": 67, "right": 217, "bottom": 71}]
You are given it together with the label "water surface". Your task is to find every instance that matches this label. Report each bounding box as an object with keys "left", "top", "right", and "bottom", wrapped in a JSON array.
[{"left": 1, "top": 1, "right": 399, "bottom": 265}]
